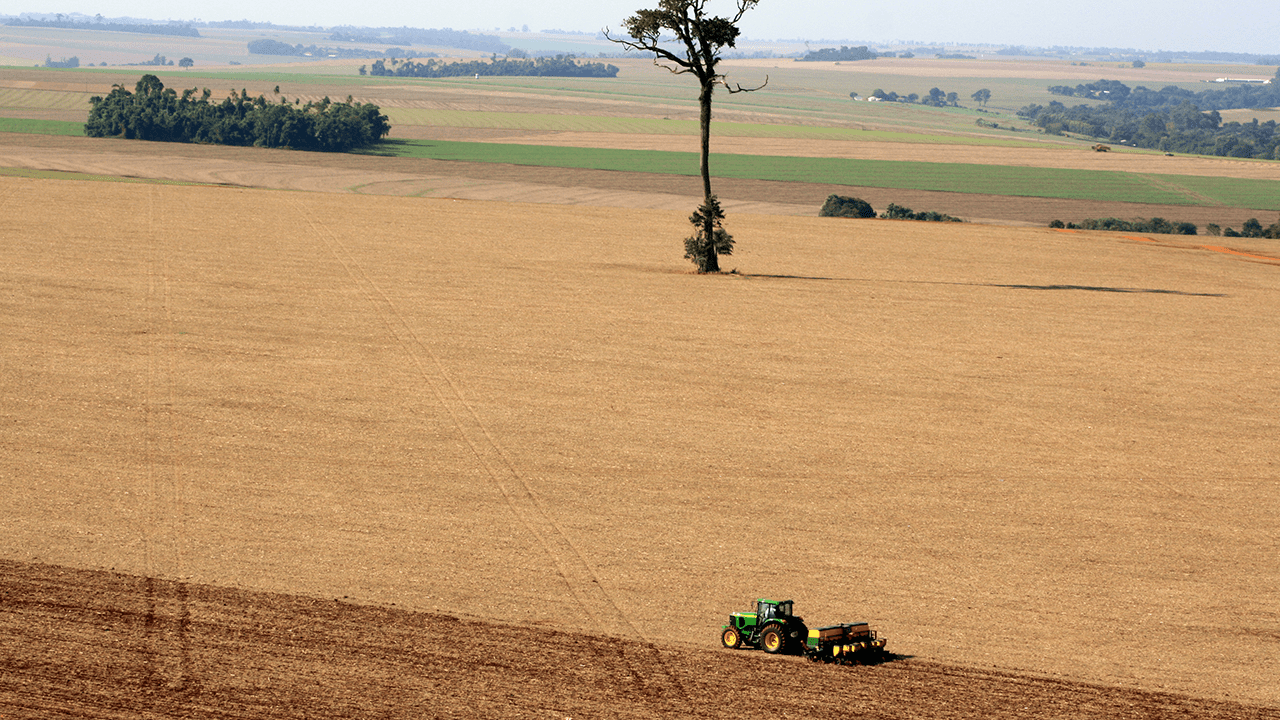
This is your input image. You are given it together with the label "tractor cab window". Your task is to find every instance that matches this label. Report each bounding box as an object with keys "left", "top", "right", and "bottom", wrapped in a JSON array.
[
  {"left": 777, "top": 601, "right": 793, "bottom": 617},
  {"left": 757, "top": 602, "right": 775, "bottom": 620}
]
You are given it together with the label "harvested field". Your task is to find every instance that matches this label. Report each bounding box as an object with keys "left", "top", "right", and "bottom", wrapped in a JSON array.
[{"left": 2, "top": 172, "right": 1279, "bottom": 717}]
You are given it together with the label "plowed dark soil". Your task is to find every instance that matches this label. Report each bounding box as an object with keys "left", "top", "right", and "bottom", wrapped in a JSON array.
[{"left": 2, "top": 560, "right": 1271, "bottom": 720}]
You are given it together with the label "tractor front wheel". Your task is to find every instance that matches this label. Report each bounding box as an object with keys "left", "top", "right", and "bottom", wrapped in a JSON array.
[
  {"left": 760, "top": 623, "right": 786, "bottom": 654},
  {"left": 721, "top": 627, "right": 742, "bottom": 649}
]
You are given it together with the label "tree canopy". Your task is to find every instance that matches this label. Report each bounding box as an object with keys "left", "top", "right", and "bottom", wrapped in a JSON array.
[
  {"left": 368, "top": 55, "right": 618, "bottom": 78},
  {"left": 1022, "top": 76, "right": 1280, "bottom": 158},
  {"left": 85, "top": 75, "right": 389, "bottom": 152}
]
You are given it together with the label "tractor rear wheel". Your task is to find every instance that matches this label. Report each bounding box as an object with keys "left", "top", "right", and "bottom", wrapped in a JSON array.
[
  {"left": 721, "top": 627, "right": 742, "bottom": 649},
  {"left": 760, "top": 623, "right": 787, "bottom": 654}
]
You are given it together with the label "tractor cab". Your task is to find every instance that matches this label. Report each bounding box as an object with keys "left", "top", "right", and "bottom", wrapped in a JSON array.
[
  {"left": 758, "top": 599, "right": 793, "bottom": 622},
  {"left": 722, "top": 599, "right": 806, "bottom": 654}
]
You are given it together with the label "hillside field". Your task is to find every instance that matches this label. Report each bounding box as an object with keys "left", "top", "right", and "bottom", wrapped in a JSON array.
[
  {"left": 2, "top": 169, "right": 1279, "bottom": 717},
  {"left": 2, "top": 50, "right": 1279, "bottom": 718}
]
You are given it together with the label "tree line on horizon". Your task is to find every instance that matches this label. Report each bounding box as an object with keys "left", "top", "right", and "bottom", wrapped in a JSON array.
[
  {"left": 367, "top": 55, "right": 619, "bottom": 78},
  {"left": 84, "top": 75, "right": 389, "bottom": 152},
  {"left": 1019, "top": 70, "right": 1280, "bottom": 159},
  {"left": 5, "top": 15, "right": 199, "bottom": 36}
]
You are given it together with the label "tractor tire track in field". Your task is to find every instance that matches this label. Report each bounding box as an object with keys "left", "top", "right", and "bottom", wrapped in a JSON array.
[
  {"left": 283, "top": 197, "right": 650, "bottom": 643},
  {"left": 1, "top": 560, "right": 1274, "bottom": 720},
  {"left": 1133, "top": 172, "right": 1223, "bottom": 206},
  {"left": 140, "top": 185, "right": 195, "bottom": 700}
]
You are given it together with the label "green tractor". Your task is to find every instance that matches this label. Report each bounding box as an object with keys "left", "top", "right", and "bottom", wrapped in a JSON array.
[
  {"left": 721, "top": 598, "right": 889, "bottom": 663},
  {"left": 720, "top": 598, "right": 809, "bottom": 654}
]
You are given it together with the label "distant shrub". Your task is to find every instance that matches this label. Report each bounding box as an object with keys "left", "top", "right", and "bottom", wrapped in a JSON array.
[
  {"left": 1220, "top": 217, "right": 1280, "bottom": 238},
  {"left": 248, "top": 38, "right": 299, "bottom": 56},
  {"left": 881, "top": 203, "right": 964, "bottom": 222},
  {"left": 819, "top": 194, "right": 875, "bottom": 218}
]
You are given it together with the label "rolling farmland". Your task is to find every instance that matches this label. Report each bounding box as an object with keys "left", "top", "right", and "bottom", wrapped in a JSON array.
[{"left": 2, "top": 44, "right": 1279, "bottom": 718}]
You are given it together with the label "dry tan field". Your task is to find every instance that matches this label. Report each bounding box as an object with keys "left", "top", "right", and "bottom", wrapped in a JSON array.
[{"left": 2, "top": 160, "right": 1279, "bottom": 717}]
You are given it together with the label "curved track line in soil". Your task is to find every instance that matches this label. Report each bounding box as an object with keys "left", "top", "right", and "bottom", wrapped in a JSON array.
[
  {"left": 1133, "top": 172, "right": 1223, "bottom": 206},
  {"left": 1200, "top": 245, "right": 1280, "bottom": 265},
  {"left": 283, "top": 196, "right": 649, "bottom": 646},
  {"left": 1063, "top": 230, "right": 1280, "bottom": 268}
]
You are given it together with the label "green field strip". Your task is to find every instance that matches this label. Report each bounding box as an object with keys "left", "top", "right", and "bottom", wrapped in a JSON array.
[
  {"left": 377, "top": 138, "right": 1280, "bottom": 209},
  {"left": 0, "top": 118, "right": 85, "bottom": 136},
  {"left": 1170, "top": 175, "right": 1280, "bottom": 212},
  {"left": 384, "top": 107, "right": 1041, "bottom": 147}
]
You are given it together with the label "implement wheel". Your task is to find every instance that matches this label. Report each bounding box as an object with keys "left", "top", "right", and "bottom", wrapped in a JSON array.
[
  {"left": 721, "top": 627, "right": 742, "bottom": 649},
  {"left": 760, "top": 623, "right": 786, "bottom": 654}
]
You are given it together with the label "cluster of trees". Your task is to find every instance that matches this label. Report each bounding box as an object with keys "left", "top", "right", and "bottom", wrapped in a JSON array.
[
  {"left": 84, "top": 75, "right": 390, "bottom": 152},
  {"left": 246, "top": 39, "right": 394, "bottom": 60},
  {"left": 1047, "top": 78, "right": 1131, "bottom": 100},
  {"left": 1050, "top": 217, "right": 1198, "bottom": 234},
  {"left": 1049, "top": 216, "right": 1280, "bottom": 238},
  {"left": 800, "top": 45, "right": 876, "bottom": 62},
  {"left": 819, "top": 195, "right": 964, "bottom": 222},
  {"left": 43, "top": 55, "right": 79, "bottom": 68},
  {"left": 1021, "top": 72, "right": 1280, "bottom": 158},
  {"left": 1213, "top": 217, "right": 1280, "bottom": 238},
  {"left": 868, "top": 86, "right": 963, "bottom": 107},
  {"left": 882, "top": 203, "right": 964, "bottom": 222},
  {"left": 368, "top": 55, "right": 619, "bottom": 78},
  {"left": 328, "top": 26, "right": 509, "bottom": 54},
  {"left": 137, "top": 53, "right": 174, "bottom": 66}
]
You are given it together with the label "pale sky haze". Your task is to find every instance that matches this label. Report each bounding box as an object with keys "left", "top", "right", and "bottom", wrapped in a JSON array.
[{"left": 12, "top": 0, "right": 1280, "bottom": 55}]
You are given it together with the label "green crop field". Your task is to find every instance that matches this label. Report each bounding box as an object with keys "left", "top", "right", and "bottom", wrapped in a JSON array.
[
  {"left": 0, "top": 118, "right": 84, "bottom": 136},
  {"left": 372, "top": 138, "right": 1280, "bottom": 209}
]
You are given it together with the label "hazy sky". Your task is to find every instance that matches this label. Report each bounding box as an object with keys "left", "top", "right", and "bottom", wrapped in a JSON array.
[{"left": 25, "top": 0, "right": 1280, "bottom": 54}]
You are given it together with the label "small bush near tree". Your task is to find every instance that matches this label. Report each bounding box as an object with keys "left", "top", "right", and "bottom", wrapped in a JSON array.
[
  {"left": 684, "top": 195, "right": 734, "bottom": 272},
  {"left": 819, "top": 194, "right": 875, "bottom": 218},
  {"left": 881, "top": 203, "right": 964, "bottom": 222}
]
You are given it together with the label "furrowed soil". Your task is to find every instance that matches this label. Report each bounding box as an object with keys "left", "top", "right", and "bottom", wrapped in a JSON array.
[
  {"left": 3, "top": 561, "right": 1273, "bottom": 720},
  {"left": 2, "top": 172, "right": 1278, "bottom": 717}
]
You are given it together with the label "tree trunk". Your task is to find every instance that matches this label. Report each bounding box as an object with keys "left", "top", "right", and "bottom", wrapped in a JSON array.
[{"left": 698, "top": 79, "right": 719, "bottom": 273}]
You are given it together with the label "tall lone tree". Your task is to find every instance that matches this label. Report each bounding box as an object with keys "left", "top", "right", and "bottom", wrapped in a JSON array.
[{"left": 607, "top": 0, "right": 766, "bottom": 272}]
